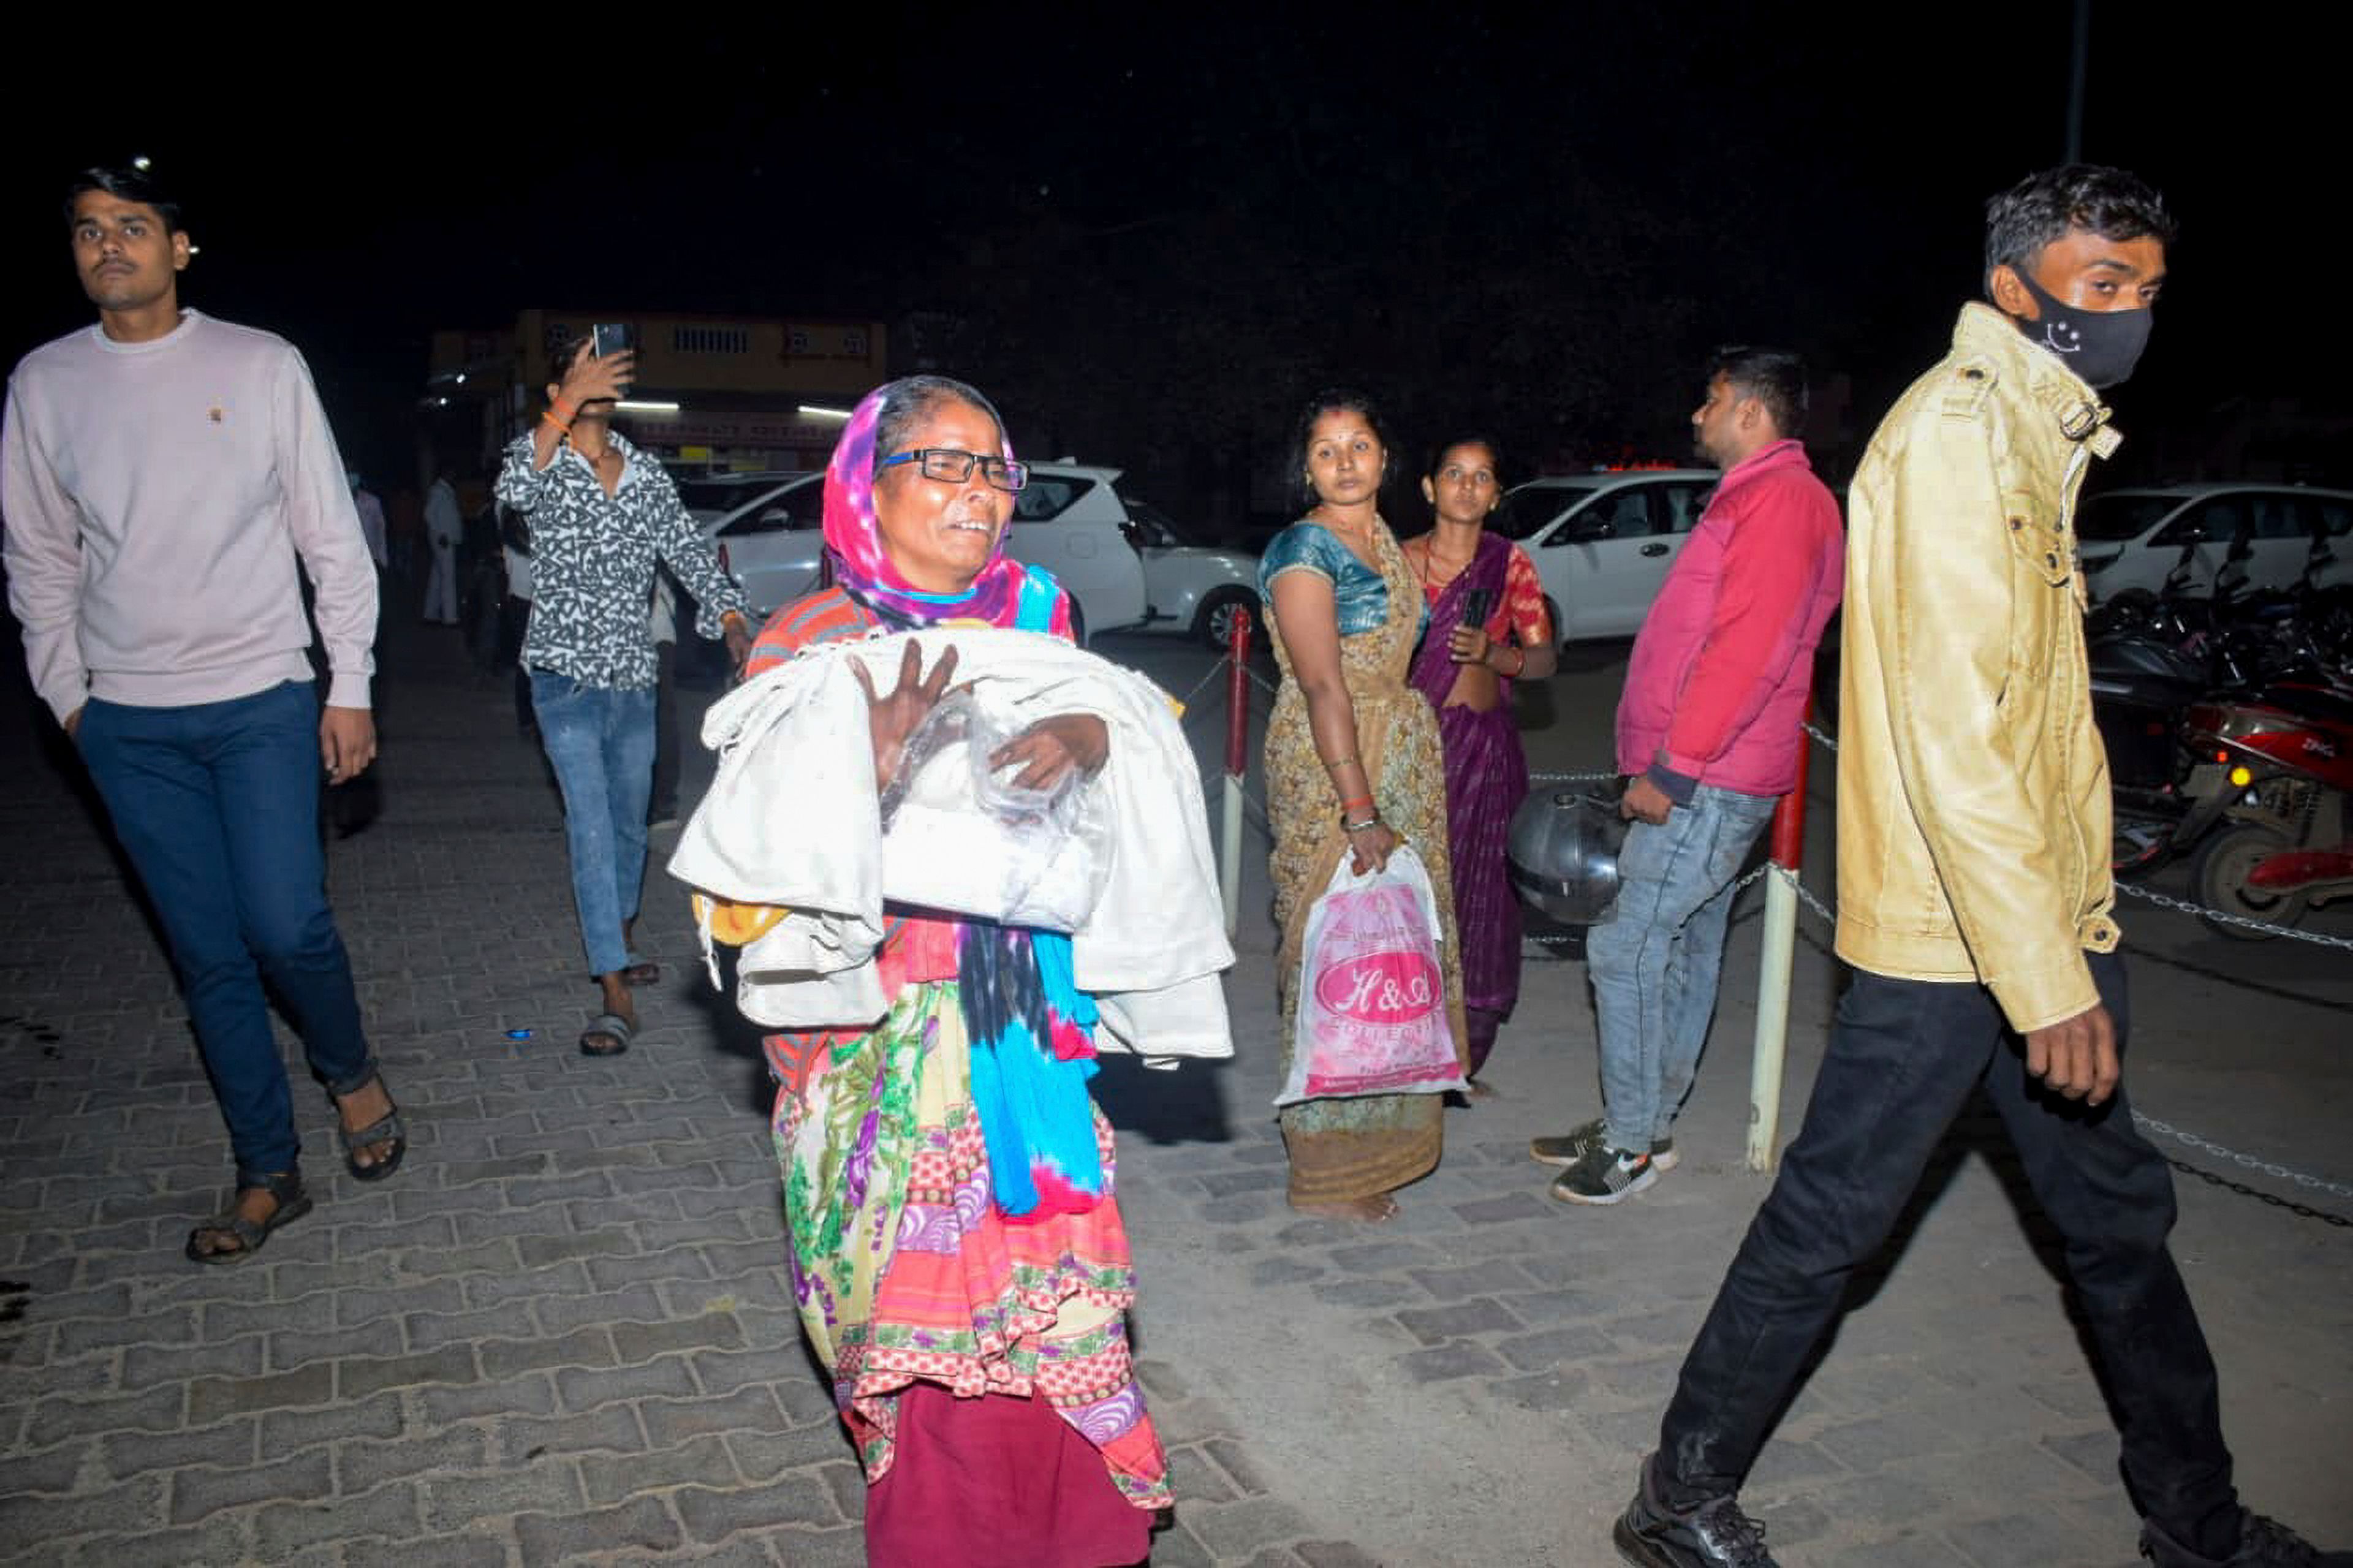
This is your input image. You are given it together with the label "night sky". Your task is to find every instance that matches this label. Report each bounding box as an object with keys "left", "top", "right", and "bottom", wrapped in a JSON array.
[{"left": 1, "top": 9, "right": 2328, "bottom": 523}]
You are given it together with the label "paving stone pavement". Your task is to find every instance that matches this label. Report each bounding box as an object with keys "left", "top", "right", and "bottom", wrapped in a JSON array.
[{"left": 2, "top": 621, "right": 2348, "bottom": 1567}]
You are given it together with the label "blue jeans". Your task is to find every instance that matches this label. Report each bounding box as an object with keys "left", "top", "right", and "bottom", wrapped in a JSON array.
[
  {"left": 76, "top": 680, "right": 375, "bottom": 1179},
  {"left": 530, "top": 672, "right": 655, "bottom": 978},
  {"left": 1585, "top": 784, "right": 1778, "bottom": 1154},
  {"left": 1656, "top": 952, "right": 2240, "bottom": 1553}
]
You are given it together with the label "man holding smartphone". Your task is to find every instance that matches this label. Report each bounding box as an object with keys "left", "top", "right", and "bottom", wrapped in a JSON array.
[
  {"left": 496, "top": 329, "right": 752, "bottom": 1057},
  {"left": 2, "top": 160, "right": 404, "bottom": 1263}
]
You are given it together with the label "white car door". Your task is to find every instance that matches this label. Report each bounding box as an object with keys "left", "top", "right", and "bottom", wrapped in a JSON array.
[
  {"left": 714, "top": 476, "right": 825, "bottom": 615},
  {"left": 1537, "top": 482, "right": 1680, "bottom": 639}
]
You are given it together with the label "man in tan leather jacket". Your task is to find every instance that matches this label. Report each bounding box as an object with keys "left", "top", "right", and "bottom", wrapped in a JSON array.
[{"left": 1610, "top": 167, "right": 2350, "bottom": 1568}]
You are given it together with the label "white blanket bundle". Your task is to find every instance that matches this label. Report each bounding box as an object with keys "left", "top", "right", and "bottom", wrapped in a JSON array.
[{"left": 668, "top": 626, "right": 1235, "bottom": 1061}]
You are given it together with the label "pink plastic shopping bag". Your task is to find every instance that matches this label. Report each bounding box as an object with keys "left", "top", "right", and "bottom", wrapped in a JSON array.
[{"left": 1275, "top": 845, "right": 1464, "bottom": 1107}]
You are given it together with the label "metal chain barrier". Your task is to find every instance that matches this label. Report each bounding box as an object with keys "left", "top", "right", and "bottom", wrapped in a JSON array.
[
  {"left": 1173, "top": 654, "right": 1237, "bottom": 711},
  {"left": 2132, "top": 1115, "right": 2353, "bottom": 1200},
  {"left": 2160, "top": 1162, "right": 2352, "bottom": 1229},
  {"left": 2112, "top": 881, "right": 2353, "bottom": 952}
]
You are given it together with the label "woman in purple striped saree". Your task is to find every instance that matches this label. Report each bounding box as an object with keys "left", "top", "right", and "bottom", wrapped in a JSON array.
[{"left": 1400, "top": 438, "right": 1558, "bottom": 1081}]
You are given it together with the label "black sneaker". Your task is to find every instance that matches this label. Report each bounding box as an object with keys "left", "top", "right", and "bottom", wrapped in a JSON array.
[
  {"left": 1615, "top": 1458, "right": 1779, "bottom": 1567},
  {"left": 2142, "top": 1511, "right": 2353, "bottom": 1566},
  {"left": 1529, "top": 1116, "right": 1679, "bottom": 1172},
  {"left": 1550, "top": 1142, "right": 1659, "bottom": 1206}
]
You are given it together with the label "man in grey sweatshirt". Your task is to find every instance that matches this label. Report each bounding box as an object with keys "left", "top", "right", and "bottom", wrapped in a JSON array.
[{"left": 0, "top": 161, "right": 406, "bottom": 1263}]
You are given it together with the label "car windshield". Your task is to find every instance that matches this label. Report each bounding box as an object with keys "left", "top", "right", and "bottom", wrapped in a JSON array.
[
  {"left": 2077, "top": 493, "right": 2180, "bottom": 542},
  {"left": 1495, "top": 479, "right": 1604, "bottom": 541}
]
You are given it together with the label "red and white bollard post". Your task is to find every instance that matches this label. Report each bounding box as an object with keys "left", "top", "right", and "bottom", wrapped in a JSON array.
[
  {"left": 1746, "top": 696, "right": 1814, "bottom": 1173},
  {"left": 1221, "top": 607, "right": 1254, "bottom": 937}
]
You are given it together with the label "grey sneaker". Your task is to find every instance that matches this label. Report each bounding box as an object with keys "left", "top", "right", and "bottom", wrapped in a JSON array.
[
  {"left": 1615, "top": 1458, "right": 1779, "bottom": 1567},
  {"left": 1533, "top": 1118, "right": 1678, "bottom": 1173},
  {"left": 1550, "top": 1142, "right": 1659, "bottom": 1206},
  {"left": 2142, "top": 1510, "right": 2353, "bottom": 1566}
]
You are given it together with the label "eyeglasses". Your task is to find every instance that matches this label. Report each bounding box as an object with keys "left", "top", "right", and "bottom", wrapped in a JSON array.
[{"left": 878, "top": 448, "right": 1029, "bottom": 493}]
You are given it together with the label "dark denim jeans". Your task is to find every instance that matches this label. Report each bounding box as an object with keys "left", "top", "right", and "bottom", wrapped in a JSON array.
[
  {"left": 77, "top": 680, "right": 375, "bottom": 1179},
  {"left": 529, "top": 671, "right": 655, "bottom": 977},
  {"left": 1656, "top": 951, "right": 2239, "bottom": 1550}
]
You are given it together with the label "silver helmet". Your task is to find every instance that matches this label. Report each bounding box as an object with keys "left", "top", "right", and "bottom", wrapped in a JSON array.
[{"left": 1507, "top": 790, "right": 1629, "bottom": 926}]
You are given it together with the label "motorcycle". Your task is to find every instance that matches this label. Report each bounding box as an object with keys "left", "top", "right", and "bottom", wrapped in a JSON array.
[
  {"left": 2091, "top": 528, "right": 2348, "bottom": 877},
  {"left": 2173, "top": 676, "right": 2353, "bottom": 938}
]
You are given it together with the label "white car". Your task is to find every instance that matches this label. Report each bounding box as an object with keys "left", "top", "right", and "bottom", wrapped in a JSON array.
[
  {"left": 1496, "top": 469, "right": 1720, "bottom": 642},
  {"left": 1119, "top": 497, "right": 1263, "bottom": 648},
  {"left": 694, "top": 461, "right": 1151, "bottom": 638},
  {"left": 2077, "top": 484, "right": 2353, "bottom": 602}
]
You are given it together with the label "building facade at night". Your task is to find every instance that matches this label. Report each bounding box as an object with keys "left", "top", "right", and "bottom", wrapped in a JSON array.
[{"left": 422, "top": 309, "right": 890, "bottom": 480}]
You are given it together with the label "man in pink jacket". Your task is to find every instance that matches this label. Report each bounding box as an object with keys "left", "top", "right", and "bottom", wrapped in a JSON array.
[{"left": 1536, "top": 347, "right": 1843, "bottom": 1205}]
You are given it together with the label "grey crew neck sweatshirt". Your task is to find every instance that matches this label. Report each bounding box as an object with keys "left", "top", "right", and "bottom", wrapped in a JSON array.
[{"left": 1, "top": 309, "right": 377, "bottom": 720}]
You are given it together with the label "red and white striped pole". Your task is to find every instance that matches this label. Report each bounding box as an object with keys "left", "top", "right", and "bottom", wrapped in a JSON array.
[
  {"left": 1746, "top": 695, "right": 1814, "bottom": 1172},
  {"left": 1221, "top": 607, "right": 1254, "bottom": 937}
]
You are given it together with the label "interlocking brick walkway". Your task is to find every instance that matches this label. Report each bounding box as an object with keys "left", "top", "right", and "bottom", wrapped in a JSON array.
[{"left": 2, "top": 623, "right": 2346, "bottom": 1566}]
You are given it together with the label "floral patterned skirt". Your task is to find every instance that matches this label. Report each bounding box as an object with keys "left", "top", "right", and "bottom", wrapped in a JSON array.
[{"left": 774, "top": 980, "right": 1170, "bottom": 1510}]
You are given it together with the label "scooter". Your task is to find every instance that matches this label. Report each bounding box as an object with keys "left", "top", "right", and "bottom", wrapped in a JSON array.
[{"left": 2175, "top": 676, "right": 2353, "bottom": 938}]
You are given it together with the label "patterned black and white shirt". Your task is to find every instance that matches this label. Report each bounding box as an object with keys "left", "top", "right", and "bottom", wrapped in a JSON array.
[{"left": 495, "top": 428, "right": 747, "bottom": 690}]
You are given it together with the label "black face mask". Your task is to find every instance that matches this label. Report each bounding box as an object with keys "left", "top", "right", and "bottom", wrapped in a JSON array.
[{"left": 2010, "top": 271, "right": 2153, "bottom": 390}]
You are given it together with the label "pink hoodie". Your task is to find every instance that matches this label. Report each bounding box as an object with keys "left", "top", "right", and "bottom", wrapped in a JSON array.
[{"left": 1614, "top": 439, "right": 1843, "bottom": 799}]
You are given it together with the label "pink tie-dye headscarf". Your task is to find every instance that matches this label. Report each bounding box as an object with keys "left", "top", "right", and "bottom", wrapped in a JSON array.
[{"left": 821, "top": 381, "right": 1029, "bottom": 627}]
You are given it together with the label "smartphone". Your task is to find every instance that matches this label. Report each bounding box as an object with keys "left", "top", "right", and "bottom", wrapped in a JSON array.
[
  {"left": 589, "top": 322, "right": 634, "bottom": 397},
  {"left": 1462, "top": 587, "right": 1495, "bottom": 629}
]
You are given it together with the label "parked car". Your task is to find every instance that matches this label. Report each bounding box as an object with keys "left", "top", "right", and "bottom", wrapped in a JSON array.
[
  {"left": 2077, "top": 484, "right": 2353, "bottom": 603},
  {"left": 1496, "top": 469, "right": 1720, "bottom": 642},
  {"left": 694, "top": 461, "right": 1151, "bottom": 639},
  {"left": 1118, "top": 496, "right": 1262, "bottom": 647}
]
